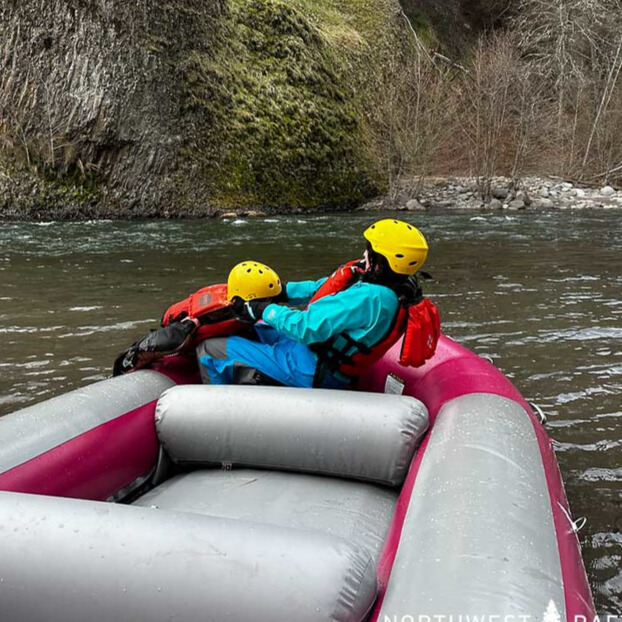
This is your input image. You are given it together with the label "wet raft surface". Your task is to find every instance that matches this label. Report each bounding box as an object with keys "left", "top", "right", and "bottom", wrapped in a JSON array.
[{"left": 0, "top": 385, "right": 430, "bottom": 622}]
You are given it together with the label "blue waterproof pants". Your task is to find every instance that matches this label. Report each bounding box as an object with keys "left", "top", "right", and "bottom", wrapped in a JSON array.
[{"left": 196, "top": 324, "right": 347, "bottom": 389}]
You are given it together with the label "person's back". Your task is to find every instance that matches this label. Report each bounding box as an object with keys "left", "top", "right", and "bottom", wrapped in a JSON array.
[{"left": 196, "top": 219, "right": 437, "bottom": 388}]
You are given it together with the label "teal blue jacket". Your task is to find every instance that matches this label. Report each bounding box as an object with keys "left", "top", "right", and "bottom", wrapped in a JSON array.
[{"left": 262, "top": 278, "right": 399, "bottom": 354}]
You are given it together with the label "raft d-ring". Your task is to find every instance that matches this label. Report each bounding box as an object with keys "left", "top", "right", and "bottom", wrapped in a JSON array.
[
  {"left": 558, "top": 502, "right": 587, "bottom": 533},
  {"left": 529, "top": 401, "right": 547, "bottom": 425}
]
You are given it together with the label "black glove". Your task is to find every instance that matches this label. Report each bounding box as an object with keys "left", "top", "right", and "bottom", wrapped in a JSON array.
[
  {"left": 231, "top": 297, "right": 271, "bottom": 323},
  {"left": 113, "top": 345, "right": 140, "bottom": 377},
  {"left": 112, "top": 318, "right": 198, "bottom": 376}
]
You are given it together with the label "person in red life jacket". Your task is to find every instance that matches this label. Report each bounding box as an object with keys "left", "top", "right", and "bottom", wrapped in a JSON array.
[{"left": 196, "top": 219, "right": 440, "bottom": 388}]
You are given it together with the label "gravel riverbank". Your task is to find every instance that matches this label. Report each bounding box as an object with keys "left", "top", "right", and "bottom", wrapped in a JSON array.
[{"left": 359, "top": 176, "right": 622, "bottom": 212}]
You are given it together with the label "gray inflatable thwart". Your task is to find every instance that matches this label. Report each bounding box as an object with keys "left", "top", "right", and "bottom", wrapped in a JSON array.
[
  {"left": 155, "top": 385, "right": 429, "bottom": 486},
  {"left": 0, "top": 491, "right": 377, "bottom": 622}
]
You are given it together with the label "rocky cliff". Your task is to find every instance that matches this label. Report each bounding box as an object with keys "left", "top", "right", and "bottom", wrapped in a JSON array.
[{"left": 0, "top": 0, "right": 419, "bottom": 218}]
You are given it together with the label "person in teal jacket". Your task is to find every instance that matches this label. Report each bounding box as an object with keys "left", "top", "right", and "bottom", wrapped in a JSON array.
[{"left": 196, "top": 219, "right": 429, "bottom": 388}]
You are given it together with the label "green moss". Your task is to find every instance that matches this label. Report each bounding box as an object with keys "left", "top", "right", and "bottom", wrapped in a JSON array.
[
  {"left": 162, "top": 3, "right": 203, "bottom": 18},
  {"left": 0, "top": 129, "right": 102, "bottom": 207},
  {"left": 41, "top": 167, "right": 102, "bottom": 204},
  {"left": 293, "top": 0, "right": 392, "bottom": 50},
  {"left": 177, "top": 0, "right": 404, "bottom": 209},
  {"left": 141, "top": 34, "right": 170, "bottom": 54},
  {"left": 402, "top": 7, "right": 439, "bottom": 48}
]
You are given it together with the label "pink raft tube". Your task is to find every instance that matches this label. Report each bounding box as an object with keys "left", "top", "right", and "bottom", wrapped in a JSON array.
[
  {"left": 359, "top": 335, "right": 595, "bottom": 622},
  {"left": 0, "top": 334, "right": 594, "bottom": 622}
]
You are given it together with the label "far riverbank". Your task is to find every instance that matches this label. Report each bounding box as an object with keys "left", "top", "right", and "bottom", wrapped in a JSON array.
[{"left": 2, "top": 175, "right": 621, "bottom": 222}]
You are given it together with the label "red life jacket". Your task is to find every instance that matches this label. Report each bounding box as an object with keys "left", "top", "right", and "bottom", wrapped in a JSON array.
[
  {"left": 161, "top": 283, "right": 247, "bottom": 342},
  {"left": 308, "top": 260, "right": 366, "bottom": 304},
  {"left": 114, "top": 284, "right": 247, "bottom": 376},
  {"left": 309, "top": 260, "right": 441, "bottom": 381}
]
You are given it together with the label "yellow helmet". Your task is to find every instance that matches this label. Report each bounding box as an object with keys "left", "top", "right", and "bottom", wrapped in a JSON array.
[
  {"left": 363, "top": 219, "right": 429, "bottom": 275},
  {"left": 226, "top": 261, "right": 282, "bottom": 301}
]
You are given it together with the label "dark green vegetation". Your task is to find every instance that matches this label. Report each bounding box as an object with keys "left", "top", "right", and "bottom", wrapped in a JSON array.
[{"left": 179, "top": 0, "right": 383, "bottom": 210}]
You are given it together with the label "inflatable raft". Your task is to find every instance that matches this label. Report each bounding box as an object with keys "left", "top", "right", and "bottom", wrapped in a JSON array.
[{"left": 0, "top": 335, "right": 594, "bottom": 622}]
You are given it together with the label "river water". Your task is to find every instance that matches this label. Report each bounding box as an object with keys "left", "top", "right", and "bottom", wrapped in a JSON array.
[{"left": 1, "top": 210, "right": 621, "bottom": 612}]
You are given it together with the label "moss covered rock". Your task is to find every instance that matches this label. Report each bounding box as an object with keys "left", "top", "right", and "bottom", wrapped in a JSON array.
[{"left": 0, "top": 0, "right": 415, "bottom": 218}]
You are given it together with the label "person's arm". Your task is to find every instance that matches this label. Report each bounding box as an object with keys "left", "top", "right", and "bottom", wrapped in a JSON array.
[
  {"left": 263, "top": 285, "right": 384, "bottom": 346},
  {"left": 284, "top": 278, "right": 328, "bottom": 306},
  {"left": 229, "top": 277, "right": 329, "bottom": 324}
]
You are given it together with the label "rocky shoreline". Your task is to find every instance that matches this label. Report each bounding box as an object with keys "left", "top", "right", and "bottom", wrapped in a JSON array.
[
  {"left": 204, "top": 175, "right": 622, "bottom": 218},
  {"left": 2, "top": 174, "right": 621, "bottom": 221},
  {"left": 359, "top": 176, "right": 622, "bottom": 212}
]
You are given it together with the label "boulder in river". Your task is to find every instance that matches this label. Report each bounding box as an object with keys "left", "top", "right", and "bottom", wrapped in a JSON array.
[
  {"left": 535, "top": 198, "right": 554, "bottom": 208},
  {"left": 492, "top": 187, "right": 510, "bottom": 200},
  {"left": 405, "top": 199, "right": 426, "bottom": 211},
  {"left": 507, "top": 199, "right": 526, "bottom": 210},
  {"left": 514, "top": 190, "right": 532, "bottom": 206}
]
